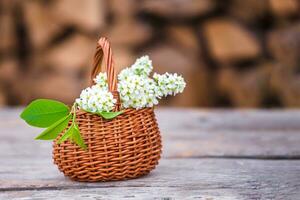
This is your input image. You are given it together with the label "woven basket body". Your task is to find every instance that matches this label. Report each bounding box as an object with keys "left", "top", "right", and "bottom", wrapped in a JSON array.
[
  {"left": 52, "top": 37, "right": 162, "bottom": 182},
  {"left": 53, "top": 108, "right": 161, "bottom": 181}
]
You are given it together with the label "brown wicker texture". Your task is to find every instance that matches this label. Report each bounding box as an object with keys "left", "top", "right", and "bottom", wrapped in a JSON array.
[{"left": 52, "top": 37, "right": 162, "bottom": 182}]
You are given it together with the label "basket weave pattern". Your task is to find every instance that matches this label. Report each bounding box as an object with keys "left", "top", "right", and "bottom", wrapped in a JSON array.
[{"left": 52, "top": 37, "right": 162, "bottom": 182}]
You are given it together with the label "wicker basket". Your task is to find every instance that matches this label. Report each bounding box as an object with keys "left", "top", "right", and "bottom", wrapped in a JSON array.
[{"left": 53, "top": 37, "right": 162, "bottom": 182}]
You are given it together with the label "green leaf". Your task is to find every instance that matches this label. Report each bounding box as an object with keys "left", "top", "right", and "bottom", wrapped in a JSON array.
[
  {"left": 57, "top": 122, "right": 87, "bottom": 150},
  {"left": 57, "top": 124, "right": 74, "bottom": 144},
  {"left": 96, "top": 111, "right": 123, "bottom": 119},
  {"left": 20, "top": 99, "right": 70, "bottom": 128},
  {"left": 35, "top": 114, "right": 71, "bottom": 140},
  {"left": 70, "top": 124, "right": 87, "bottom": 150}
]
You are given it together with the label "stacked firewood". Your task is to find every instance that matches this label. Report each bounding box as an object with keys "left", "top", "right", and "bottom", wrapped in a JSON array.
[{"left": 0, "top": 0, "right": 300, "bottom": 107}]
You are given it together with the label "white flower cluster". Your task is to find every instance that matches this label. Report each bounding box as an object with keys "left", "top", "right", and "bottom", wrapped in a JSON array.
[
  {"left": 118, "top": 56, "right": 153, "bottom": 80},
  {"left": 75, "top": 72, "right": 116, "bottom": 113},
  {"left": 117, "top": 56, "right": 186, "bottom": 109},
  {"left": 118, "top": 74, "right": 159, "bottom": 109},
  {"left": 93, "top": 72, "right": 108, "bottom": 89},
  {"left": 117, "top": 56, "right": 160, "bottom": 109},
  {"left": 76, "top": 55, "right": 186, "bottom": 112},
  {"left": 131, "top": 55, "right": 153, "bottom": 76},
  {"left": 153, "top": 72, "right": 186, "bottom": 97}
]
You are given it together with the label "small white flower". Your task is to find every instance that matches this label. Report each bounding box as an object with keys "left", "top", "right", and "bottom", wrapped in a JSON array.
[
  {"left": 131, "top": 55, "right": 153, "bottom": 76},
  {"left": 118, "top": 55, "right": 153, "bottom": 80},
  {"left": 93, "top": 72, "right": 108, "bottom": 90},
  {"left": 117, "top": 74, "right": 159, "bottom": 109},
  {"left": 118, "top": 67, "right": 134, "bottom": 82},
  {"left": 153, "top": 72, "right": 186, "bottom": 97},
  {"left": 76, "top": 74, "right": 116, "bottom": 112}
]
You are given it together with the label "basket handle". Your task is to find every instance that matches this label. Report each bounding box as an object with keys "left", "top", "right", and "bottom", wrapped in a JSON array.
[
  {"left": 91, "top": 37, "right": 117, "bottom": 92},
  {"left": 91, "top": 37, "right": 120, "bottom": 110}
]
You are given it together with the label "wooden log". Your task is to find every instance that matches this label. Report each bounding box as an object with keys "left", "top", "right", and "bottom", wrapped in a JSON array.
[
  {"left": 280, "top": 77, "right": 300, "bottom": 107},
  {"left": 166, "top": 25, "right": 200, "bottom": 58},
  {"left": 145, "top": 43, "right": 213, "bottom": 107},
  {"left": 269, "top": 63, "right": 289, "bottom": 93},
  {"left": 107, "top": 18, "right": 153, "bottom": 48},
  {"left": 217, "top": 63, "right": 272, "bottom": 107},
  {"left": 109, "top": 0, "right": 137, "bottom": 19},
  {"left": 0, "top": 58, "right": 22, "bottom": 105},
  {"left": 33, "top": 34, "right": 95, "bottom": 73},
  {"left": 267, "top": 23, "right": 300, "bottom": 68},
  {"left": 270, "top": 64, "right": 300, "bottom": 107},
  {"left": 203, "top": 19, "right": 261, "bottom": 64},
  {"left": 51, "top": 0, "right": 106, "bottom": 33},
  {"left": 229, "top": 0, "right": 269, "bottom": 23},
  {"left": 0, "top": 0, "right": 17, "bottom": 10},
  {"left": 112, "top": 47, "right": 136, "bottom": 73},
  {"left": 139, "top": 0, "right": 216, "bottom": 19},
  {"left": 269, "top": 0, "right": 299, "bottom": 18},
  {"left": 0, "top": 3, "right": 17, "bottom": 54},
  {"left": 23, "top": 0, "right": 106, "bottom": 49},
  {"left": 0, "top": 58, "right": 18, "bottom": 85},
  {"left": 22, "top": 1, "right": 62, "bottom": 50},
  {"left": 0, "top": 88, "right": 6, "bottom": 106},
  {"left": 24, "top": 73, "right": 85, "bottom": 105}
]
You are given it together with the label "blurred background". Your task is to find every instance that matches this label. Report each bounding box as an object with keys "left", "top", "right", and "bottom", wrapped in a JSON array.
[{"left": 0, "top": 0, "right": 300, "bottom": 108}]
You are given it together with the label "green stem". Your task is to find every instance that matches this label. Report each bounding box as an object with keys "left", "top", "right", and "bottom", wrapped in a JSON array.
[{"left": 71, "top": 102, "right": 77, "bottom": 124}]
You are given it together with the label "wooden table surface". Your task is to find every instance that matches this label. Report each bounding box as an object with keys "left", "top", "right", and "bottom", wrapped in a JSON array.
[{"left": 0, "top": 108, "right": 300, "bottom": 199}]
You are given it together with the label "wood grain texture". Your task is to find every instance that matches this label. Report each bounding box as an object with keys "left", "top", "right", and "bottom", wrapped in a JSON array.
[
  {"left": 0, "top": 108, "right": 300, "bottom": 199},
  {"left": 159, "top": 108, "right": 300, "bottom": 158},
  {"left": 1, "top": 108, "right": 300, "bottom": 158},
  {"left": 1, "top": 158, "right": 300, "bottom": 199},
  {"left": 3, "top": 187, "right": 299, "bottom": 200}
]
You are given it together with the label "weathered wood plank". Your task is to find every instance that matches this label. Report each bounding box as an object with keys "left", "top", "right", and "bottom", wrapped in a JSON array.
[
  {"left": 1, "top": 183, "right": 300, "bottom": 200},
  {"left": 0, "top": 108, "right": 300, "bottom": 199},
  {"left": 3, "top": 108, "right": 300, "bottom": 130},
  {"left": 1, "top": 158, "right": 300, "bottom": 199},
  {"left": 2, "top": 188, "right": 249, "bottom": 200},
  {"left": 1, "top": 108, "right": 300, "bottom": 158},
  {"left": 156, "top": 108, "right": 300, "bottom": 131},
  {"left": 158, "top": 108, "right": 300, "bottom": 158}
]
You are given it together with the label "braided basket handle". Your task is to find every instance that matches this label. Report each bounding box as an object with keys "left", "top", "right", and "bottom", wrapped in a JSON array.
[
  {"left": 91, "top": 37, "right": 117, "bottom": 91},
  {"left": 91, "top": 37, "right": 120, "bottom": 109}
]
